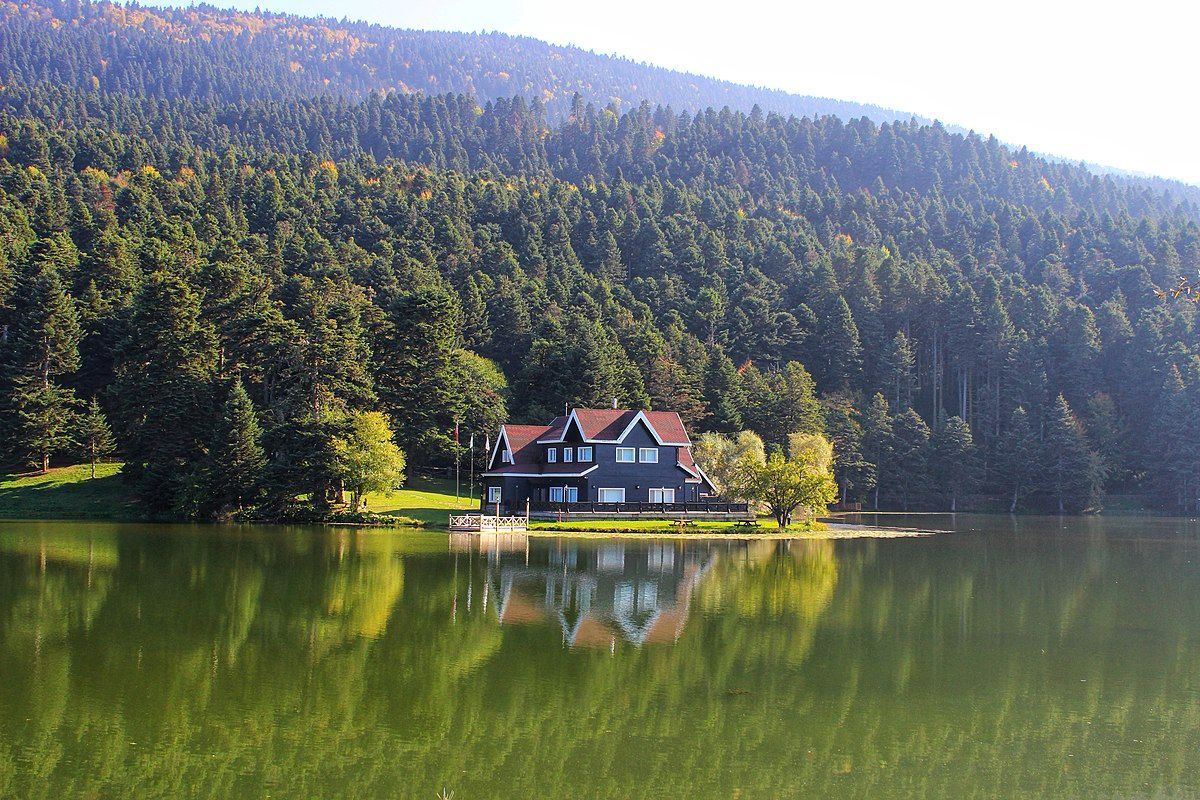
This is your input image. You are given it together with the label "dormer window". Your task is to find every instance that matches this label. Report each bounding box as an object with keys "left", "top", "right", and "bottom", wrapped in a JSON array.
[
  {"left": 546, "top": 448, "right": 557, "bottom": 463},
  {"left": 563, "top": 447, "right": 574, "bottom": 463}
]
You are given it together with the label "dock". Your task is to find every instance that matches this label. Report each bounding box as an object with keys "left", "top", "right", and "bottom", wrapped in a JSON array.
[{"left": 447, "top": 513, "right": 530, "bottom": 532}]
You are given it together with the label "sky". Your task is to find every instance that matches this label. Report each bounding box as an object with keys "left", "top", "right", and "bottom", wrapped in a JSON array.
[{"left": 167, "top": 0, "right": 1199, "bottom": 184}]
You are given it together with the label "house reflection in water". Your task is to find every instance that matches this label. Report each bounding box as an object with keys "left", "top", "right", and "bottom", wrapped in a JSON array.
[{"left": 451, "top": 535, "right": 715, "bottom": 648}]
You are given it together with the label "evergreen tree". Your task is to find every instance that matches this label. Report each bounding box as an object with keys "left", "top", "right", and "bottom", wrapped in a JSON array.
[
  {"left": 375, "top": 286, "right": 459, "bottom": 463},
  {"left": 5, "top": 261, "right": 82, "bottom": 472},
  {"left": 113, "top": 273, "right": 217, "bottom": 515},
  {"left": 202, "top": 381, "right": 266, "bottom": 516},
  {"left": 861, "top": 392, "right": 893, "bottom": 511},
  {"left": 76, "top": 397, "right": 115, "bottom": 479},
  {"left": 818, "top": 296, "right": 862, "bottom": 390},
  {"left": 1042, "top": 394, "right": 1104, "bottom": 513},
  {"left": 887, "top": 408, "right": 930, "bottom": 511},
  {"left": 929, "top": 415, "right": 977, "bottom": 511},
  {"left": 881, "top": 330, "right": 916, "bottom": 410},
  {"left": 701, "top": 348, "right": 745, "bottom": 432},
  {"left": 997, "top": 406, "right": 1039, "bottom": 512},
  {"left": 822, "top": 392, "right": 874, "bottom": 505}
]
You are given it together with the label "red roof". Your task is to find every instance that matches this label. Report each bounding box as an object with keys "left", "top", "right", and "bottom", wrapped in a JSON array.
[
  {"left": 499, "top": 424, "right": 556, "bottom": 468},
  {"left": 538, "top": 408, "right": 691, "bottom": 445}
]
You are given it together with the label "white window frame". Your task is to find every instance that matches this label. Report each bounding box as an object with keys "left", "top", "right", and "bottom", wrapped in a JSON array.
[
  {"left": 598, "top": 488, "right": 626, "bottom": 503},
  {"left": 649, "top": 488, "right": 676, "bottom": 503},
  {"left": 546, "top": 447, "right": 557, "bottom": 463},
  {"left": 549, "top": 486, "right": 564, "bottom": 503},
  {"left": 565, "top": 486, "right": 578, "bottom": 502},
  {"left": 487, "top": 486, "right": 502, "bottom": 503},
  {"left": 639, "top": 447, "right": 659, "bottom": 463},
  {"left": 563, "top": 447, "right": 573, "bottom": 463},
  {"left": 615, "top": 447, "right": 635, "bottom": 463},
  {"left": 577, "top": 446, "right": 593, "bottom": 462}
]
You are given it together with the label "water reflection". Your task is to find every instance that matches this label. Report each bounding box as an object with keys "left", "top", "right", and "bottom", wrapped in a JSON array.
[
  {"left": 454, "top": 536, "right": 715, "bottom": 647},
  {"left": 2, "top": 517, "right": 1200, "bottom": 799}
]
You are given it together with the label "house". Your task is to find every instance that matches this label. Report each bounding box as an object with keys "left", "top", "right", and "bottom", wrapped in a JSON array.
[{"left": 480, "top": 407, "right": 724, "bottom": 515}]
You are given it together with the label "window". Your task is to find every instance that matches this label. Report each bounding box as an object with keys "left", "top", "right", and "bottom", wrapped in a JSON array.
[
  {"left": 487, "top": 486, "right": 502, "bottom": 504},
  {"left": 546, "top": 447, "right": 557, "bottom": 463},
  {"left": 577, "top": 446, "right": 593, "bottom": 462},
  {"left": 639, "top": 447, "right": 659, "bottom": 463},
  {"left": 615, "top": 447, "right": 635, "bottom": 463},
  {"left": 566, "top": 486, "right": 578, "bottom": 502},
  {"left": 563, "top": 447, "right": 573, "bottom": 463},
  {"left": 598, "top": 488, "right": 626, "bottom": 503},
  {"left": 649, "top": 488, "right": 676, "bottom": 503},
  {"left": 549, "top": 486, "right": 564, "bottom": 503}
]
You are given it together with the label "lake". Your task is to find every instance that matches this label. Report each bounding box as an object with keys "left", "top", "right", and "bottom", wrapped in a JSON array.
[{"left": 2, "top": 515, "right": 1200, "bottom": 799}]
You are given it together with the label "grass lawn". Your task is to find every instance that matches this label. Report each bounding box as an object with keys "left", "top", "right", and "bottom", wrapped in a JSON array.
[
  {"left": 360, "top": 475, "right": 478, "bottom": 526},
  {"left": 0, "top": 463, "right": 134, "bottom": 520},
  {"left": 529, "top": 518, "right": 824, "bottom": 535}
]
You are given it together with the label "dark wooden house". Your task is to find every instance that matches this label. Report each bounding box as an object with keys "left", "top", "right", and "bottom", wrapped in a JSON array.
[{"left": 481, "top": 408, "right": 745, "bottom": 518}]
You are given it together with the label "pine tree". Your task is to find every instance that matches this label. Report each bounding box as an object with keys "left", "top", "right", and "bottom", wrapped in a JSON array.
[
  {"left": 203, "top": 381, "right": 266, "bottom": 516},
  {"left": 881, "top": 330, "right": 916, "bottom": 410},
  {"left": 1042, "top": 394, "right": 1104, "bottom": 513},
  {"left": 818, "top": 296, "right": 862, "bottom": 390},
  {"left": 930, "top": 415, "right": 977, "bottom": 511},
  {"left": 375, "top": 286, "right": 459, "bottom": 463},
  {"left": 822, "top": 392, "right": 873, "bottom": 505},
  {"left": 6, "top": 262, "right": 82, "bottom": 472},
  {"left": 702, "top": 348, "right": 744, "bottom": 432},
  {"left": 861, "top": 392, "right": 893, "bottom": 510},
  {"left": 113, "top": 273, "right": 217, "bottom": 514},
  {"left": 77, "top": 397, "right": 115, "bottom": 479},
  {"left": 887, "top": 408, "right": 930, "bottom": 511},
  {"left": 997, "top": 406, "right": 1039, "bottom": 512},
  {"left": 762, "top": 361, "right": 823, "bottom": 447}
]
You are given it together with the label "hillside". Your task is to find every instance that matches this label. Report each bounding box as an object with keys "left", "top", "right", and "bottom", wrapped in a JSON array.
[
  {"left": 1, "top": 0, "right": 1199, "bottom": 519},
  {"left": 0, "top": 0, "right": 913, "bottom": 124}
]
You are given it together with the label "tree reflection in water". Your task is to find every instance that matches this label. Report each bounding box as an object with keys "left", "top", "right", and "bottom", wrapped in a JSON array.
[{"left": 1, "top": 517, "right": 1200, "bottom": 799}]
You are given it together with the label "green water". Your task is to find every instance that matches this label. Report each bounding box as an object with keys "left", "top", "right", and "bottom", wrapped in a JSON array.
[{"left": 2, "top": 516, "right": 1200, "bottom": 799}]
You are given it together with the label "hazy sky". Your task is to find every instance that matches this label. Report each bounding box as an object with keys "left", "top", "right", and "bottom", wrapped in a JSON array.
[{"left": 166, "top": 0, "right": 1198, "bottom": 184}]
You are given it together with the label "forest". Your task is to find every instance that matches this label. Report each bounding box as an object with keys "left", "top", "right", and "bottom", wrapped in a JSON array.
[{"left": 2, "top": 0, "right": 1200, "bottom": 518}]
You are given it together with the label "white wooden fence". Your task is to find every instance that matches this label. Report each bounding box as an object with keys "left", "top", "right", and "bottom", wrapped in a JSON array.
[{"left": 447, "top": 513, "right": 529, "bottom": 532}]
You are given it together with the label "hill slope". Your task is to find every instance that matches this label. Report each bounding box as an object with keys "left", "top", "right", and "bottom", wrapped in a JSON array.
[
  {"left": 0, "top": 0, "right": 915, "bottom": 123},
  {"left": 1, "top": 0, "right": 1199, "bottom": 519}
]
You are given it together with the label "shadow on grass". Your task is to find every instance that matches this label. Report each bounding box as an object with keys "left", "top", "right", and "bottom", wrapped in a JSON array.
[{"left": 0, "top": 471, "right": 133, "bottom": 519}]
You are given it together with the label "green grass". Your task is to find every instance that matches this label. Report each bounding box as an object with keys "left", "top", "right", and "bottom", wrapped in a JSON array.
[
  {"left": 0, "top": 463, "right": 134, "bottom": 520},
  {"left": 529, "top": 518, "right": 823, "bottom": 534},
  {"left": 360, "top": 475, "right": 478, "bottom": 526}
]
